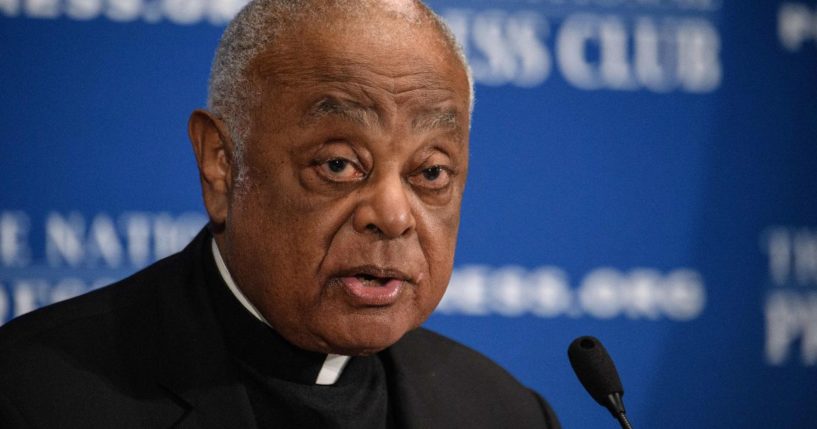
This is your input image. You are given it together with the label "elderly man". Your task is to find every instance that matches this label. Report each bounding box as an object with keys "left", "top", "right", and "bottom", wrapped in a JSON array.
[{"left": 0, "top": 0, "right": 560, "bottom": 427}]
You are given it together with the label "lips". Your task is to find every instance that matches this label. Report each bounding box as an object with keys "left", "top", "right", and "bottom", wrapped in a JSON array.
[{"left": 333, "top": 266, "right": 411, "bottom": 306}]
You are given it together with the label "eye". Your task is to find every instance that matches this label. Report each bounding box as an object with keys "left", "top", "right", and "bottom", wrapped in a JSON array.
[
  {"left": 422, "top": 166, "right": 443, "bottom": 181},
  {"left": 327, "top": 159, "right": 348, "bottom": 173},
  {"left": 410, "top": 165, "right": 452, "bottom": 190},
  {"left": 316, "top": 157, "right": 365, "bottom": 182}
]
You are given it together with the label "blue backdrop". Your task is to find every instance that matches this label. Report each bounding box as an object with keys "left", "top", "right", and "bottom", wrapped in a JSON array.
[{"left": 2, "top": 0, "right": 817, "bottom": 427}]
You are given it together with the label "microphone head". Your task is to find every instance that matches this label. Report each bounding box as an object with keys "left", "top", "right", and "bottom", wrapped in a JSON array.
[{"left": 568, "top": 336, "right": 624, "bottom": 407}]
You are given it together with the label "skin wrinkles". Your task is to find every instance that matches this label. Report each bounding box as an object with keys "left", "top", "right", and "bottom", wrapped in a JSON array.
[
  {"left": 301, "top": 97, "right": 378, "bottom": 129},
  {"left": 254, "top": 35, "right": 460, "bottom": 111},
  {"left": 300, "top": 96, "right": 465, "bottom": 146},
  {"left": 263, "top": 66, "right": 460, "bottom": 130},
  {"left": 285, "top": 76, "right": 466, "bottom": 182},
  {"left": 189, "top": 4, "right": 470, "bottom": 356},
  {"left": 259, "top": 57, "right": 453, "bottom": 90}
]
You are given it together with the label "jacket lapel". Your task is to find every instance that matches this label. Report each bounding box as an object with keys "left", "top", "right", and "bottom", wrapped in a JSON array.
[
  {"left": 162, "top": 381, "right": 257, "bottom": 429},
  {"left": 381, "top": 329, "right": 458, "bottom": 429},
  {"left": 152, "top": 228, "right": 258, "bottom": 429}
]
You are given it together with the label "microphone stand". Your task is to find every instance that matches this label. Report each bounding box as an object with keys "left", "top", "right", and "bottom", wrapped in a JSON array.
[
  {"left": 615, "top": 413, "right": 634, "bottom": 429},
  {"left": 568, "top": 336, "right": 635, "bottom": 429},
  {"left": 605, "top": 392, "right": 634, "bottom": 429}
]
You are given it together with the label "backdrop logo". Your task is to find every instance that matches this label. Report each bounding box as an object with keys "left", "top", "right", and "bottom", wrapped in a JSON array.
[
  {"left": 444, "top": 10, "right": 721, "bottom": 93},
  {"left": 1, "top": 0, "right": 722, "bottom": 94},
  {"left": 762, "top": 226, "right": 817, "bottom": 366},
  {"left": 0, "top": 210, "right": 207, "bottom": 324},
  {"left": 0, "top": 0, "right": 247, "bottom": 24},
  {"left": 437, "top": 265, "right": 706, "bottom": 321},
  {"left": 779, "top": 2, "right": 817, "bottom": 53}
]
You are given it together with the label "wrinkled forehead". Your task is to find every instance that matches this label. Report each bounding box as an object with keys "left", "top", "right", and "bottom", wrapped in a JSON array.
[
  {"left": 247, "top": 7, "right": 470, "bottom": 121},
  {"left": 248, "top": 2, "right": 464, "bottom": 84}
]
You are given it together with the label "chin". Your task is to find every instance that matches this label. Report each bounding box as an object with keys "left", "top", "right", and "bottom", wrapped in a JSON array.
[{"left": 319, "top": 311, "right": 420, "bottom": 356}]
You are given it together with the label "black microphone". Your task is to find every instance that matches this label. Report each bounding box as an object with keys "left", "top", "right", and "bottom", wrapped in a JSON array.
[{"left": 568, "top": 336, "right": 633, "bottom": 429}]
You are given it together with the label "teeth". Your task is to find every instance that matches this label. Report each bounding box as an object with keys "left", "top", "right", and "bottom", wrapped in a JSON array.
[{"left": 355, "top": 274, "right": 390, "bottom": 286}]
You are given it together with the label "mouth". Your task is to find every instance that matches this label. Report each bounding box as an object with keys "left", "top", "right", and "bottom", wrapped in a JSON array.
[
  {"left": 354, "top": 273, "right": 390, "bottom": 286},
  {"left": 333, "top": 266, "right": 411, "bottom": 306}
]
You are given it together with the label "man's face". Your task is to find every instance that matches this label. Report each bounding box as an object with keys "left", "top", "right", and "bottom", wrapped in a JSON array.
[{"left": 218, "top": 12, "right": 471, "bottom": 355}]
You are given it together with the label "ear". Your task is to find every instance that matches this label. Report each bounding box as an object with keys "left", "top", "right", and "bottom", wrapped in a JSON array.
[{"left": 188, "top": 110, "right": 235, "bottom": 227}]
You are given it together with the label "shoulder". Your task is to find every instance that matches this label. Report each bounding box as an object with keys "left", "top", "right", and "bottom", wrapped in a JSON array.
[
  {"left": 0, "top": 249, "right": 188, "bottom": 349},
  {"left": 395, "top": 327, "right": 519, "bottom": 378},
  {"left": 0, "top": 240, "right": 198, "bottom": 370},
  {"left": 0, "top": 249, "right": 195, "bottom": 427},
  {"left": 0, "top": 248, "right": 192, "bottom": 372},
  {"left": 386, "top": 327, "right": 561, "bottom": 428}
]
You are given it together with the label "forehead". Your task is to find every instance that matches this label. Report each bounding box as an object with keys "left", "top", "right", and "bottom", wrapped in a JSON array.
[{"left": 249, "top": 10, "right": 471, "bottom": 119}]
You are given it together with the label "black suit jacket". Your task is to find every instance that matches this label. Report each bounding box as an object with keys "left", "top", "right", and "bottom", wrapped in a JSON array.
[{"left": 0, "top": 230, "right": 560, "bottom": 428}]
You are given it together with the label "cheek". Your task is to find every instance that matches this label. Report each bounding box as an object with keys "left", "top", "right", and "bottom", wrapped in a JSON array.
[
  {"left": 417, "top": 205, "right": 461, "bottom": 293},
  {"left": 226, "top": 186, "right": 361, "bottom": 338},
  {"left": 242, "top": 168, "right": 354, "bottom": 244},
  {"left": 227, "top": 171, "right": 355, "bottom": 289},
  {"left": 422, "top": 194, "right": 462, "bottom": 242}
]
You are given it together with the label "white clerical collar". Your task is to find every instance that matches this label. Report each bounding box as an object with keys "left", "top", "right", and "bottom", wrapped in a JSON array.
[{"left": 210, "top": 238, "right": 350, "bottom": 385}]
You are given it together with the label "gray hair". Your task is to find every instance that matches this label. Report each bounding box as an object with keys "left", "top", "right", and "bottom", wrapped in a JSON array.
[{"left": 206, "top": 0, "right": 473, "bottom": 156}]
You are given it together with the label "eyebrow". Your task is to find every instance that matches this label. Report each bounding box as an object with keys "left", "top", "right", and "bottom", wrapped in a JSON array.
[
  {"left": 300, "top": 97, "right": 377, "bottom": 128},
  {"left": 300, "top": 95, "right": 463, "bottom": 135},
  {"left": 411, "top": 108, "right": 461, "bottom": 133}
]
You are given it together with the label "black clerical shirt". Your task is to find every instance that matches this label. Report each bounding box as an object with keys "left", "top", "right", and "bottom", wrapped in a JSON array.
[{"left": 205, "top": 242, "right": 395, "bottom": 428}]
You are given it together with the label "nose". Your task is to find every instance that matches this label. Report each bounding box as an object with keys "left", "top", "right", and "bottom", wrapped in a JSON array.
[{"left": 352, "top": 172, "right": 416, "bottom": 238}]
